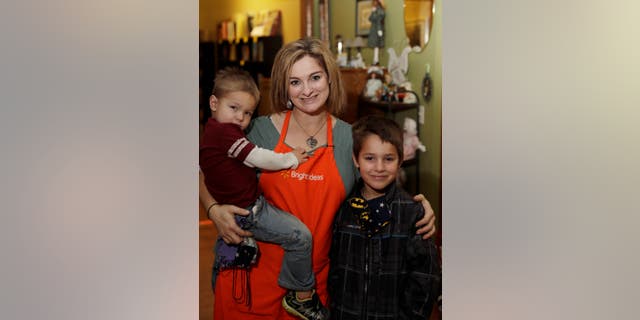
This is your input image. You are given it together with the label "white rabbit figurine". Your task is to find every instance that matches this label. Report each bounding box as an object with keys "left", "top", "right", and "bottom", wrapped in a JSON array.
[{"left": 403, "top": 117, "right": 426, "bottom": 160}]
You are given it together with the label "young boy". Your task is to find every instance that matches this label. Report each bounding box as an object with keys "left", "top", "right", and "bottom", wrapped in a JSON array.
[
  {"left": 200, "top": 67, "right": 329, "bottom": 320},
  {"left": 328, "top": 115, "right": 442, "bottom": 320}
]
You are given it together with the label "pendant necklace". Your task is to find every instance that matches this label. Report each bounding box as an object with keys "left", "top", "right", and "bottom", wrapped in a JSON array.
[{"left": 292, "top": 112, "right": 327, "bottom": 149}]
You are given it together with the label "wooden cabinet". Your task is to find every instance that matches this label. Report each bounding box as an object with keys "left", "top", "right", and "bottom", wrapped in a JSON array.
[
  {"left": 338, "top": 68, "right": 368, "bottom": 124},
  {"left": 257, "top": 75, "right": 273, "bottom": 117}
]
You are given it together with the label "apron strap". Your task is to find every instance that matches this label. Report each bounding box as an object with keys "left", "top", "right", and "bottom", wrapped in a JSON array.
[
  {"left": 278, "top": 111, "right": 292, "bottom": 146},
  {"left": 326, "top": 113, "right": 333, "bottom": 145}
]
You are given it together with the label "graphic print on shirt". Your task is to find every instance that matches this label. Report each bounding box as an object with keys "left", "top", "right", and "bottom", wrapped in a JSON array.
[{"left": 227, "top": 137, "right": 252, "bottom": 158}]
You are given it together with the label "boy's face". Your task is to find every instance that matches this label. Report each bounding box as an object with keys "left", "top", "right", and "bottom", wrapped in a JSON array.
[
  {"left": 210, "top": 91, "right": 256, "bottom": 130},
  {"left": 353, "top": 134, "right": 401, "bottom": 199}
]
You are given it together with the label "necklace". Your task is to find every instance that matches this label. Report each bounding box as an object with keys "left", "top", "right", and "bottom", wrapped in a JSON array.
[{"left": 292, "top": 112, "right": 327, "bottom": 148}]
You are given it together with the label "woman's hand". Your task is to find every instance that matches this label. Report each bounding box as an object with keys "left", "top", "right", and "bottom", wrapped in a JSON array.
[
  {"left": 414, "top": 194, "right": 437, "bottom": 239},
  {"left": 208, "top": 204, "right": 253, "bottom": 244}
]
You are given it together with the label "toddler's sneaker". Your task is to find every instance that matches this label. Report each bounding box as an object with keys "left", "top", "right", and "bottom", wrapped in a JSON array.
[{"left": 282, "top": 290, "right": 329, "bottom": 320}]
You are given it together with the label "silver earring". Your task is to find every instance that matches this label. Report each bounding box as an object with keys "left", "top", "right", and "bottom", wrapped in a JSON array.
[{"left": 286, "top": 100, "right": 293, "bottom": 109}]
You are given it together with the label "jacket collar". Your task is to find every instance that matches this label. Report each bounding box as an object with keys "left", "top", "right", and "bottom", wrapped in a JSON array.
[{"left": 350, "top": 178, "right": 401, "bottom": 204}]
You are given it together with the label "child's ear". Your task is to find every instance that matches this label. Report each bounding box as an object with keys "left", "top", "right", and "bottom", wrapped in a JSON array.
[
  {"left": 209, "top": 95, "right": 218, "bottom": 112},
  {"left": 352, "top": 154, "right": 360, "bottom": 169}
]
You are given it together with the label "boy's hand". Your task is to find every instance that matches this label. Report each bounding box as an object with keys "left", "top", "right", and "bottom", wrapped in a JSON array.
[
  {"left": 414, "top": 194, "right": 437, "bottom": 239},
  {"left": 291, "top": 147, "right": 310, "bottom": 165}
]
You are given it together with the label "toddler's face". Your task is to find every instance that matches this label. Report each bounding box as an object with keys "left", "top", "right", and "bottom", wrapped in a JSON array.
[
  {"left": 354, "top": 134, "right": 401, "bottom": 199},
  {"left": 210, "top": 91, "right": 256, "bottom": 130}
]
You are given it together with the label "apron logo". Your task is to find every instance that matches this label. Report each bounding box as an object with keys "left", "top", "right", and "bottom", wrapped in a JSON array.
[
  {"left": 286, "top": 170, "right": 324, "bottom": 181},
  {"left": 280, "top": 170, "right": 291, "bottom": 179}
]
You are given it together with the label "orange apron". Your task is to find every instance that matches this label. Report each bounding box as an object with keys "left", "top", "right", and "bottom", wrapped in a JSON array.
[{"left": 214, "top": 111, "right": 346, "bottom": 319}]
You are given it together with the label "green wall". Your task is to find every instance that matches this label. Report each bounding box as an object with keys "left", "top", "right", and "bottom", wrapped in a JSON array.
[{"left": 330, "top": 0, "right": 442, "bottom": 227}]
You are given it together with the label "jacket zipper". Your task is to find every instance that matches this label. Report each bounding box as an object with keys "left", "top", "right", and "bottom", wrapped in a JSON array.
[{"left": 361, "top": 237, "right": 370, "bottom": 318}]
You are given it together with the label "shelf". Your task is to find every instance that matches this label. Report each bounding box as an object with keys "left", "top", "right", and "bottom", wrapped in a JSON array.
[
  {"left": 358, "top": 91, "right": 420, "bottom": 114},
  {"left": 361, "top": 100, "right": 419, "bottom": 113},
  {"left": 402, "top": 157, "right": 418, "bottom": 168}
]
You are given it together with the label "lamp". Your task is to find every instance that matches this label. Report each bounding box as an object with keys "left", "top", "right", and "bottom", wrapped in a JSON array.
[
  {"left": 335, "top": 34, "right": 348, "bottom": 67},
  {"left": 349, "top": 37, "right": 365, "bottom": 68},
  {"left": 348, "top": 37, "right": 366, "bottom": 68},
  {"left": 343, "top": 38, "right": 354, "bottom": 62},
  {"left": 335, "top": 34, "right": 343, "bottom": 55},
  {"left": 352, "top": 36, "right": 365, "bottom": 54}
]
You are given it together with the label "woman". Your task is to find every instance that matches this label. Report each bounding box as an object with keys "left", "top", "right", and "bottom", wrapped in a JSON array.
[{"left": 200, "top": 38, "right": 436, "bottom": 319}]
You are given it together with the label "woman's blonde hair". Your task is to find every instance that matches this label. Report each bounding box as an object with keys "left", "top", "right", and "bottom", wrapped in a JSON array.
[{"left": 270, "top": 38, "right": 346, "bottom": 116}]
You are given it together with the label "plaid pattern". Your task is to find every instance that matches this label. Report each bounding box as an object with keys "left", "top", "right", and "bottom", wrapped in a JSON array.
[{"left": 329, "top": 180, "right": 441, "bottom": 320}]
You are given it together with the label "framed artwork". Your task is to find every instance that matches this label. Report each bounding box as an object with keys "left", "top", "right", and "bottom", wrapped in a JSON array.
[{"left": 356, "top": 0, "right": 373, "bottom": 36}]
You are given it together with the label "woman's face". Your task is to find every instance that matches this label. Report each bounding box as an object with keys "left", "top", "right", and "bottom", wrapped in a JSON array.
[{"left": 288, "top": 55, "right": 330, "bottom": 115}]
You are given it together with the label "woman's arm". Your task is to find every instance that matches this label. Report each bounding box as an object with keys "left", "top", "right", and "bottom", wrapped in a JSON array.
[
  {"left": 413, "top": 194, "right": 437, "bottom": 239},
  {"left": 199, "top": 170, "right": 252, "bottom": 244}
]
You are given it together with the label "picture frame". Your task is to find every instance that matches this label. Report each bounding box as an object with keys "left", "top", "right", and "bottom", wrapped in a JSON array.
[{"left": 356, "top": 0, "right": 373, "bottom": 36}]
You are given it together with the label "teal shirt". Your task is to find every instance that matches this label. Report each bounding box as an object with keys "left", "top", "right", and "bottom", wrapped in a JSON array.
[{"left": 246, "top": 115, "right": 357, "bottom": 198}]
